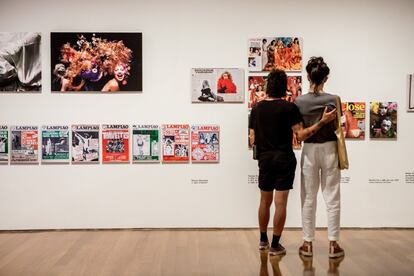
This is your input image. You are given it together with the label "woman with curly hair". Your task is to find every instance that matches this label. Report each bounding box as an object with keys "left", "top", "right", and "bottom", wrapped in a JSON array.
[{"left": 217, "top": 71, "right": 236, "bottom": 94}]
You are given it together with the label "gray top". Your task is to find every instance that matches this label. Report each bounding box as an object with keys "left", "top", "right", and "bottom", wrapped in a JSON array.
[{"left": 294, "top": 92, "right": 339, "bottom": 143}]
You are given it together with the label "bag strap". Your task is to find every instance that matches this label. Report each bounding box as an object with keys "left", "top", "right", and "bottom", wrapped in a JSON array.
[{"left": 335, "top": 96, "right": 342, "bottom": 130}]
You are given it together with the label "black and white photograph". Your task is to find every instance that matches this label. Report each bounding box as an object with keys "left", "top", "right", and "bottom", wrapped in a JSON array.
[{"left": 0, "top": 32, "right": 41, "bottom": 92}]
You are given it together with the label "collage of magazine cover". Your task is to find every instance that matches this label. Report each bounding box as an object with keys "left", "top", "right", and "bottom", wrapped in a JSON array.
[
  {"left": 72, "top": 125, "right": 100, "bottom": 163},
  {"left": 132, "top": 125, "right": 160, "bottom": 162},
  {"left": 0, "top": 125, "right": 8, "bottom": 163},
  {"left": 162, "top": 124, "right": 190, "bottom": 162},
  {"left": 11, "top": 126, "right": 39, "bottom": 163},
  {"left": 102, "top": 125, "right": 130, "bottom": 163},
  {"left": 191, "top": 125, "right": 220, "bottom": 162},
  {"left": 41, "top": 125, "right": 70, "bottom": 163}
]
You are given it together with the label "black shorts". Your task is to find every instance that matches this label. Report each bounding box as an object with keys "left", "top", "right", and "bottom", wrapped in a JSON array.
[{"left": 258, "top": 150, "right": 297, "bottom": 191}]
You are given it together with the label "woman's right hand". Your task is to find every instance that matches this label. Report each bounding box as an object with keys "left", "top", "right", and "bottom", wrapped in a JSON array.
[{"left": 320, "top": 106, "right": 337, "bottom": 125}]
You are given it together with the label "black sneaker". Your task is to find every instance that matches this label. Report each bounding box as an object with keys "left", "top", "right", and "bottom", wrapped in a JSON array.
[
  {"left": 269, "top": 244, "right": 286, "bottom": 256},
  {"left": 259, "top": 241, "right": 270, "bottom": 250}
]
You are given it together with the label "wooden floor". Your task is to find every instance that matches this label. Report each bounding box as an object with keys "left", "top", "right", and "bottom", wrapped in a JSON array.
[{"left": 0, "top": 229, "right": 413, "bottom": 276}]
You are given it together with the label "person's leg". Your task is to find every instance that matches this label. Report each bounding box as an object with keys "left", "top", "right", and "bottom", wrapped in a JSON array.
[
  {"left": 320, "top": 142, "right": 341, "bottom": 242},
  {"left": 259, "top": 190, "right": 273, "bottom": 233},
  {"left": 273, "top": 190, "right": 289, "bottom": 236},
  {"left": 300, "top": 143, "right": 321, "bottom": 256},
  {"left": 301, "top": 143, "right": 321, "bottom": 242},
  {"left": 259, "top": 189, "right": 273, "bottom": 247},
  {"left": 320, "top": 141, "right": 344, "bottom": 258},
  {"left": 269, "top": 190, "right": 289, "bottom": 254}
]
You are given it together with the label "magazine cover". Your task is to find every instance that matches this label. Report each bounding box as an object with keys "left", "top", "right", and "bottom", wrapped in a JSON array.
[
  {"left": 370, "top": 102, "right": 397, "bottom": 139},
  {"left": 162, "top": 124, "right": 190, "bottom": 162},
  {"left": 132, "top": 125, "right": 159, "bottom": 162},
  {"left": 248, "top": 75, "right": 302, "bottom": 110},
  {"left": 0, "top": 125, "right": 8, "bottom": 163},
  {"left": 191, "top": 68, "right": 244, "bottom": 103},
  {"left": 248, "top": 38, "right": 263, "bottom": 72},
  {"left": 51, "top": 32, "right": 142, "bottom": 92},
  {"left": 0, "top": 32, "right": 41, "bottom": 92},
  {"left": 248, "top": 37, "right": 302, "bottom": 72},
  {"left": 191, "top": 125, "right": 220, "bottom": 163},
  {"left": 72, "top": 124, "right": 100, "bottom": 163},
  {"left": 11, "top": 126, "right": 38, "bottom": 163},
  {"left": 341, "top": 102, "right": 366, "bottom": 139},
  {"left": 408, "top": 74, "right": 414, "bottom": 112},
  {"left": 41, "top": 125, "right": 70, "bottom": 163},
  {"left": 102, "top": 125, "right": 130, "bottom": 163}
]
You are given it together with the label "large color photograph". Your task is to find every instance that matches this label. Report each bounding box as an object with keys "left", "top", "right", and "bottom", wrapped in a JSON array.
[
  {"left": 51, "top": 32, "right": 142, "bottom": 92},
  {"left": 248, "top": 37, "right": 302, "bottom": 72},
  {"left": 0, "top": 32, "right": 41, "bottom": 92}
]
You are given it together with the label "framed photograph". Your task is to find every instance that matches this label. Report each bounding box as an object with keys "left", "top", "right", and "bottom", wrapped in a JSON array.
[
  {"left": 408, "top": 74, "right": 414, "bottom": 112},
  {"left": 51, "top": 32, "right": 142, "bottom": 92},
  {"left": 0, "top": 32, "right": 41, "bottom": 92}
]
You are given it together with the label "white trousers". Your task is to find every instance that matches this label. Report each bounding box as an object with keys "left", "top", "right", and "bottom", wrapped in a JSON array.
[{"left": 300, "top": 141, "right": 341, "bottom": 241}]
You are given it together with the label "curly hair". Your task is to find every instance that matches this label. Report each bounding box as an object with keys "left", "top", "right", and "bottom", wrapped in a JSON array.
[
  {"left": 266, "top": 69, "right": 287, "bottom": 98},
  {"left": 57, "top": 35, "right": 133, "bottom": 88}
]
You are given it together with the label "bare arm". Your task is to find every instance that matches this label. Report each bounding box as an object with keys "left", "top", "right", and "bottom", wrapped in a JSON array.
[
  {"left": 248, "top": 128, "right": 255, "bottom": 147},
  {"left": 292, "top": 107, "right": 337, "bottom": 141}
]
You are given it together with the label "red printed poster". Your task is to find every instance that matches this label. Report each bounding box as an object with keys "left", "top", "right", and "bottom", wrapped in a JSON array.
[
  {"left": 191, "top": 125, "right": 220, "bottom": 163},
  {"left": 102, "top": 124, "right": 130, "bottom": 163},
  {"left": 162, "top": 124, "right": 190, "bottom": 162}
]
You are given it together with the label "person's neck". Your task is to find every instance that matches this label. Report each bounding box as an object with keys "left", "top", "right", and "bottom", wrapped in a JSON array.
[
  {"left": 309, "top": 84, "right": 324, "bottom": 93},
  {"left": 265, "top": 95, "right": 281, "bottom": 100}
]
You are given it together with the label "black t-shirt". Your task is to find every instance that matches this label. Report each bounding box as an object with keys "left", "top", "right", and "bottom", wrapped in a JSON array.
[{"left": 249, "top": 99, "right": 303, "bottom": 154}]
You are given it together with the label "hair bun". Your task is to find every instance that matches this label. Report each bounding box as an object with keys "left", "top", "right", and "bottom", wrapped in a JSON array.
[{"left": 306, "top": 56, "right": 330, "bottom": 87}]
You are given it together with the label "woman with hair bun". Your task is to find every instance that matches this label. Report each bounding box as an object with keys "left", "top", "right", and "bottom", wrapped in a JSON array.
[{"left": 294, "top": 57, "right": 345, "bottom": 258}]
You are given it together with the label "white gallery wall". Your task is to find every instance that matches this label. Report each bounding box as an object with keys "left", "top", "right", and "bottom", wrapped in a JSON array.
[{"left": 0, "top": 0, "right": 413, "bottom": 230}]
